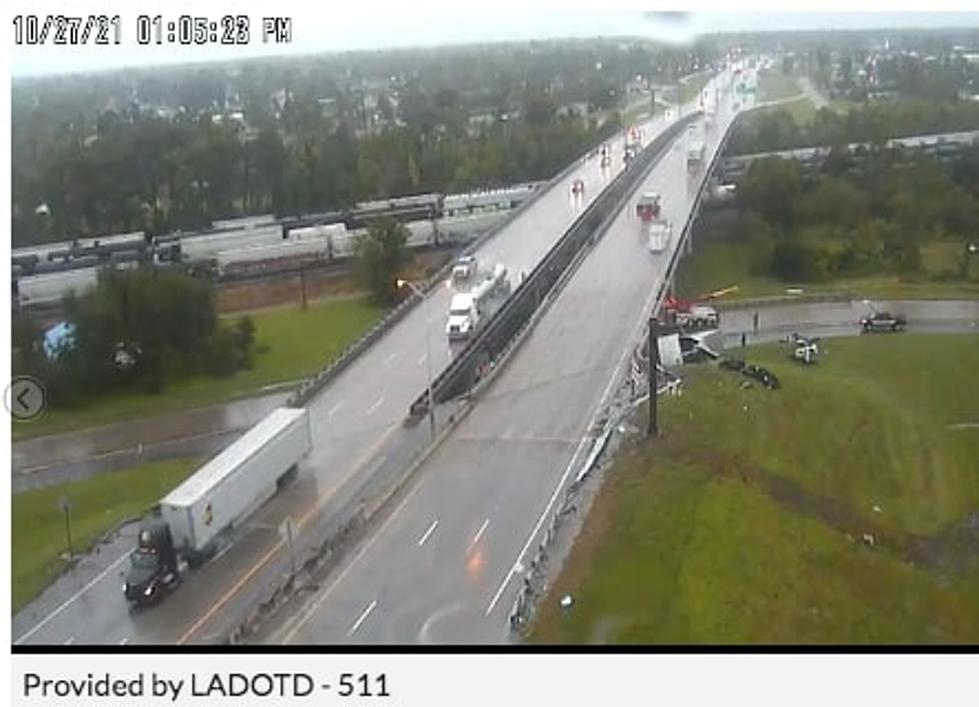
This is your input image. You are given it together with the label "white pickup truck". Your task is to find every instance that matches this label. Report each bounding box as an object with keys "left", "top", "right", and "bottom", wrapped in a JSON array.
[{"left": 452, "top": 255, "right": 478, "bottom": 282}]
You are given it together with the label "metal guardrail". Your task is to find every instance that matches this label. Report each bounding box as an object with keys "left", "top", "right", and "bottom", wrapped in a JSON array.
[
  {"left": 651, "top": 113, "right": 738, "bottom": 320},
  {"left": 714, "top": 292, "right": 853, "bottom": 311},
  {"left": 286, "top": 120, "right": 669, "bottom": 409},
  {"left": 408, "top": 114, "right": 699, "bottom": 418}
]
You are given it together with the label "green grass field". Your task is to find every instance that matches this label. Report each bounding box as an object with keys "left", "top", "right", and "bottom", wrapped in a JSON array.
[
  {"left": 15, "top": 295, "right": 386, "bottom": 439},
  {"left": 12, "top": 458, "right": 200, "bottom": 613},
  {"left": 530, "top": 335, "right": 979, "bottom": 643},
  {"left": 744, "top": 94, "right": 818, "bottom": 127},
  {"left": 676, "top": 239, "right": 979, "bottom": 302},
  {"left": 758, "top": 71, "right": 803, "bottom": 102},
  {"left": 679, "top": 73, "right": 711, "bottom": 105}
]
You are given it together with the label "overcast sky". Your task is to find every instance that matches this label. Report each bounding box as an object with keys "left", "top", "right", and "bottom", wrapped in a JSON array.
[{"left": 10, "top": 4, "right": 979, "bottom": 78}]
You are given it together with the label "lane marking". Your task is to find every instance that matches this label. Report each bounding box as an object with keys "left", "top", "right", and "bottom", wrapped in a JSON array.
[
  {"left": 468, "top": 519, "right": 490, "bottom": 552},
  {"left": 118, "top": 637, "right": 129, "bottom": 645},
  {"left": 280, "top": 468, "right": 427, "bottom": 644},
  {"left": 184, "top": 112, "right": 697, "bottom": 646},
  {"left": 327, "top": 400, "right": 346, "bottom": 417},
  {"left": 416, "top": 353, "right": 427, "bottom": 366},
  {"left": 347, "top": 600, "right": 377, "bottom": 637},
  {"left": 63, "top": 637, "right": 75, "bottom": 645},
  {"left": 178, "top": 423, "right": 401, "bottom": 645},
  {"left": 366, "top": 397, "right": 384, "bottom": 416},
  {"left": 417, "top": 520, "right": 439, "bottom": 547},
  {"left": 15, "top": 552, "right": 130, "bottom": 645},
  {"left": 385, "top": 352, "right": 398, "bottom": 365},
  {"left": 484, "top": 247, "right": 666, "bottom": 617}
]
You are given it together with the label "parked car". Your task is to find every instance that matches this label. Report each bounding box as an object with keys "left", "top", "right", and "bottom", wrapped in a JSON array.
[{"left": 860, "top": 311, "right": 906, "bottom": 333}]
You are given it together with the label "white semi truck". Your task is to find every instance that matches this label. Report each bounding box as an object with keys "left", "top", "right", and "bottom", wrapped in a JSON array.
[
  {"left": 123, "top": 407, "right": 312, "bottom": 606},
  {"left": 445, "top": 263, "right": 510, "bottom": 341}
]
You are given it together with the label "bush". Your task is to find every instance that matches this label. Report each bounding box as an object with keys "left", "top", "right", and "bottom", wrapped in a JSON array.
[{"left": 204, "top": 328, "right": 239, "bottom": 378}]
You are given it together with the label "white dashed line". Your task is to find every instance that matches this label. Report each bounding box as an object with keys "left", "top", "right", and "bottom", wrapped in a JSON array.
[
  {"left": 417, "top": 520, "right": 439, "bottom": 547},
  {"left": 347, "top": 600, "right": 377, "bottom": 637},
  {"left": 468, "top": 519, "right": 490, "bottom": 552}
]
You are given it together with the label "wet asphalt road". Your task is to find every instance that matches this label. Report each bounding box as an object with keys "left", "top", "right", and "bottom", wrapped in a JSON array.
[
  {"left": 12, "top": 393, "right": 289, "bottom": 493},
  {"left": 13, "top": 97, "right": 700, "bottom": 646},
  {"left": 264, "top": 71, "right": 746, "bottom": 644}
]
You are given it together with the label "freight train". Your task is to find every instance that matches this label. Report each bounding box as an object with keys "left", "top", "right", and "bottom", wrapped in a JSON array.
[{"left": 13, "top": 184, "right": 541, "bottom": 307}]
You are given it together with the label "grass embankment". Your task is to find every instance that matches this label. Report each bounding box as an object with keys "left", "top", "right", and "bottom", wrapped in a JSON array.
[
  {"left": 15, "top": 296, "right": 386, "bottom": 439},
  {"left": 744, "top": 95, "right": 818, "bottom": 128},
  {"left": 676, "top": 237, "right": 979, "bottom": 302},
  {"left": 679, "top": 72, "right": 712, "bottom": 105},
  {"left": 758, "top": 71, "right": 802, "bottom": 102},
  {"left": 12, "top": 458, "right": 200, "bottom": 613},
  {"left": 531, "top": 335, "right": 979, "bottom": 643}
]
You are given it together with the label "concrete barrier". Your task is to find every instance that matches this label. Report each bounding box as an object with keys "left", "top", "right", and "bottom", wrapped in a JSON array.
[{"left": 408, "top": 115, "right": 698, "bottom": 418}]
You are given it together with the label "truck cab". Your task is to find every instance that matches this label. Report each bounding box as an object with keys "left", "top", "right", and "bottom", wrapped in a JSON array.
[
  {"left": 123, "top": 522, "right": 180, "bottom": 607},
  {"left": 446, "top": 293, "right": 479, "bottom": 340},
  {"left": 636, "top": 192, "right": 662, "bottom": 221}
]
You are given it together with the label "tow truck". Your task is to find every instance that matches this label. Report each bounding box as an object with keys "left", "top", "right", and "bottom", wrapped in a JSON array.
[{"left": 662, "top": 286, "right": 739, "bottom": 330}]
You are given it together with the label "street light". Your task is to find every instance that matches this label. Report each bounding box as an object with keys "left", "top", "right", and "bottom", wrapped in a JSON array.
[{"left": 397, "top": 278, "right": 437, "bottom": 439}]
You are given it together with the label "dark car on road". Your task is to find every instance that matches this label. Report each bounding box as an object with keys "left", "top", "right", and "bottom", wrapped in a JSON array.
[{"left": 860, "top": 311, "right": 907, "bottom": 333}]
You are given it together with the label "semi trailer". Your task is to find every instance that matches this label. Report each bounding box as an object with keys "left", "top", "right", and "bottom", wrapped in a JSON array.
[{"left": 123, "top": 407, "right": 312, "bottom": 606}]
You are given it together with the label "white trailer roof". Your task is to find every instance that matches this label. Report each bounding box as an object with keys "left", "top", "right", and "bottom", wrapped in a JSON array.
[{"left": 163, "top": 407, "right": 306, "bottom": 507}]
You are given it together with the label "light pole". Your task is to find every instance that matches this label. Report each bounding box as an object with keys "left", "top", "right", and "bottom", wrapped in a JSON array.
[{"left": 397, "top": 279, "right": 437, "bottom": 439}]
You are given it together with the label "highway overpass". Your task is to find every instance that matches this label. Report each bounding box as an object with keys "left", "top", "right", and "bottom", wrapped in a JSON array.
[
  {"left": 265, "top": 70, "right": 746, "bottom": 644},
  {"left": 13, "top": 73, "right": 730, "bottom": 645}
]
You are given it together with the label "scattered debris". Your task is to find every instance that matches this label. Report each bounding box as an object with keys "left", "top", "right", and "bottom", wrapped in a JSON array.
[
  {"left": 560, "top": 594, "right": 574, "bottom": 609},
  {"left": 862, "top": 533, "right": 876, "bottom": 547},
  {"left": 873, "top": 504, "right": 882, "bottom": 514},
  {"left": 739, "top": 380, "right": 753, "bottom": 390}
]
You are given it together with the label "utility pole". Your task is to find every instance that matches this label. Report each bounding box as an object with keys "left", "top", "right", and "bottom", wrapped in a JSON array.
[
  {"left": 647, "top": 316, "right": 660, "bottom": 437},
  {"left": 59, "top": 496, "right": 73, "bottom": 559},
  {"left": 299, "top": 269, "right": 308, "bottom": 310}
]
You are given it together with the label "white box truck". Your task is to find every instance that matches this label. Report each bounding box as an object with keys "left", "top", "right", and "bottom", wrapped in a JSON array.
[
  {"left": 646, "top": 220, "right": 673, "bottom": 253},
  {"left": 124, "top": 407, "right": 312, "bottom": 606}
]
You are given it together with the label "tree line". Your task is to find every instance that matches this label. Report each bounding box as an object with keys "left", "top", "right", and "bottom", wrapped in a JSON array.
[
  {"left": 13, "top": 39, "right": 719, "bottom": 248},
  {"left": 729, "top": 100, "right": 979, "bottom": 156},
  {"left": 733, "top": 144, "right": 979, "bottom": 283}
]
